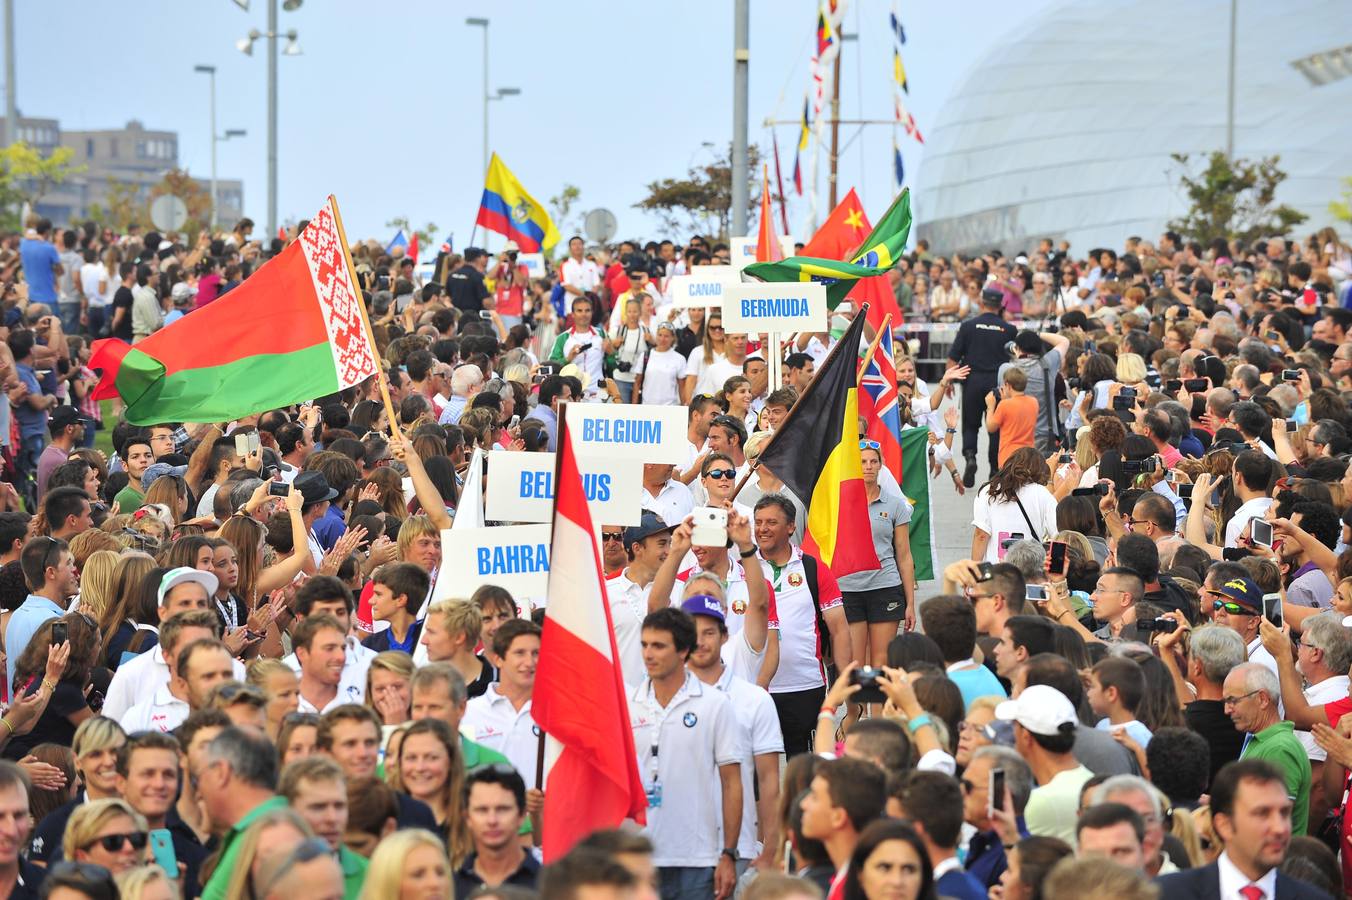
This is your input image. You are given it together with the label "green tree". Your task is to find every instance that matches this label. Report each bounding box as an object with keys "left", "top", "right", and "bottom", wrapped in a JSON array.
[
  {"left": 635, "top": 143, "right": 762, "bottom": 241},
  {"left": 86, "top": 178, "right": 143, "bottom": 234},
  {"left": 1330, "top": 176, "right": 1352, "bottom": 225},
  {"left": 0, "top": 141, "right": 86, "bottom": 229},
  {"left": 548, "top": 184, "right": 581, "bottom": 259},
  {"left": 1167, "top": 151, "right": 1307, "bottom": 245}
]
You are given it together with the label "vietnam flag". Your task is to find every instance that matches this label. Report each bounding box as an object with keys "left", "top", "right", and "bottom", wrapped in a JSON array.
[
  {"left": 90, "top": 197, "right": 379, "bottom": 425},
  {"left": 533, "top": 405, "right": 647, "bottom": 861},
  {"left": 756, "top": 312, "right": 879, "bottom": 576},
  {"left": 755, "top": 166, "right": 783, "bottom": 263},
  {"left": 800, "top": 190, "right": 903, "bottom": 333}
]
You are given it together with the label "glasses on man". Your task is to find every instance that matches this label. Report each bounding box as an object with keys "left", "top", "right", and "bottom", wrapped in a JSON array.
[
  {"left": 1212, "top": 598, "right": 1257, "bottom": 617},
  {"left": 704, "top": 469, "right": 737, "bottom": 480},
  {"left": 1222, "top": 689, "right": 1262, "bottom": 709},
  {"left": 601, "top": 531, "right": 624, "bottom": 543}
]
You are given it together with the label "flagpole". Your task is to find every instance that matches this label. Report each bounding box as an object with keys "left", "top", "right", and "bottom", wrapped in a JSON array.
[
  {"left": 329, "top": 194, "right": 404, "bottom": 440},
  {"left": 770, "top": 130, "right": 790, "bottom": 236},
  {"left": 857, "top": 313, "right": 893, "bottom": 376}
]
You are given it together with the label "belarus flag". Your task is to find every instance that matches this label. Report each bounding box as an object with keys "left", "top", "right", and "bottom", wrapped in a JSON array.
[{"left": 532, "top": 405, "right": 647, "bottom": 861}]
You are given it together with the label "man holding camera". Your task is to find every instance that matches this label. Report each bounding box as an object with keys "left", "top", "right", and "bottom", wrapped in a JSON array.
[
  {"left": 947, "top": 288, "right": 1016, "bottom": 488},
  {"left": 998, "top": 330, "right": 1070, "bottom": 455},
  {"left": 491, "top": 241, "right": 530, "bottom": 330},
  {"left": 549, "top": 295, "right": 613, "bottom": 390}
]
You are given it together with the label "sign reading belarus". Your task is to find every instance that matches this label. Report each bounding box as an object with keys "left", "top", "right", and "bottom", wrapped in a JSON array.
[
  {"left": 486, "top": 450, "right": 643, "bottom": 525},
  {"left": 667, "top": 265, "right": 740, "bottom": 308},
  {"left": 722, "top": 282, "right": 828, "bottom": 334},
  {"left": 564, "top": 403, "right": 688, "bottom": 464},
  {"left": 436, "top": 523, "right": 552, "bottom": 602}
]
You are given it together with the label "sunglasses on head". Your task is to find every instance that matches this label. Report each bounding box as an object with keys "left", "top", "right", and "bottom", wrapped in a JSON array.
[
  {"left": 705, "top": 468, "right": 737, "bottom": 480},
  {"left": 859, "top": 440, "right": 881, "bottom": 451},
  {"left": 85, "top": 832, "right": 147, "bottom": 853}
]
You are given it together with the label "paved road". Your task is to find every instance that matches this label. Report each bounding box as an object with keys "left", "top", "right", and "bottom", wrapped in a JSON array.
[{"left": 914, "top": 393, "right": 990, "bottom": 607}]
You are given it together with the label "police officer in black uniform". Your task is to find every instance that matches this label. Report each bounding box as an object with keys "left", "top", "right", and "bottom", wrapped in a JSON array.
[{"left": 947, "top": 288, "right": 1017, "bottom": 487}]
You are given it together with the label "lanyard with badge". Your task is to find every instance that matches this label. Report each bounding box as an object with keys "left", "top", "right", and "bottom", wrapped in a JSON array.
[{"left": 644, "top": 677, "right": 687, "bottom": 809}]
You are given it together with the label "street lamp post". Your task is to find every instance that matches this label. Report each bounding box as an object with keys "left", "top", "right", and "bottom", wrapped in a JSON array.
[
  {"left": 466, "top": 17, "right": 489, "bottom": 181},
  {"left": 235, "top": 0, "right": 301, "bottom": 240},
  {"left": 194, "top": 65, "right": 248, "bottom": 229}
]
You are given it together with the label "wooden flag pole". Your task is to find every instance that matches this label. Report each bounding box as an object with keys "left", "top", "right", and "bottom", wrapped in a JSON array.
[{"left": 330, "top": 195, "right": 404, "bottom": 441}]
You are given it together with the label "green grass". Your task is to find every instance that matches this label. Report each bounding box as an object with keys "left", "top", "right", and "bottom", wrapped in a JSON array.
[{"left": 94, "top": 400, "right": 116, "bottom": 457}]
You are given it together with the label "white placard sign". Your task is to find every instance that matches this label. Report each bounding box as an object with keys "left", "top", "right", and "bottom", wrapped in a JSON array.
[
  {"left": 485, "top": 450, "right": 643, "bottom": 525},
  {"left": 721, "top": 282, "right": 828, "bottom": 334},
  {"left": 730, "top": 235, "right": 795, "bottom": 268},
  {"left": 517, "top": 252, "right": 546, "bottom": 277},
  {"left": 435, "top": 524, "right": 552, "bottom": 602},
  {"left": 667, "top": 265, "right": 740, "bottom": 308},
  {"left": 563, "top": 403, "right": 688, "bottom": 464}
]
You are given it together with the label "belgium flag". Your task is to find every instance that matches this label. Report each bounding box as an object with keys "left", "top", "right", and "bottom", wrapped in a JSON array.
[{"left": 756, "top": 312, "right": 880, "bottom": 577}]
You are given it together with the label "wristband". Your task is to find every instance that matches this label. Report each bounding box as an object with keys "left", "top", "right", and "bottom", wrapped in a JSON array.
[
  {"left": 739, "top": 547, "right": 758, "bottom": 559},
  {"left": 721, "top": 848, "right": 738, "bottom": 862},
  {"left": 40, "top": 680, "right": 56, "bottom": 692},
  {"left": 0, "top": 718, "right": 12, "bottom": 736},
  {"left": 906, "top": 713, "right": 933, "bottom": 734},
  {"left": 819, "top": 706, "right": 836, "bottom": 717},
  {"left": 946, "top": 428, "right": 957, "bottom": 434}
]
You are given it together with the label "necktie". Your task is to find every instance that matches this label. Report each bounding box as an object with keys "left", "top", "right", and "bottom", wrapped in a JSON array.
[{"left": 1239, "top": 885, "right": 1265, "bottom": 900}]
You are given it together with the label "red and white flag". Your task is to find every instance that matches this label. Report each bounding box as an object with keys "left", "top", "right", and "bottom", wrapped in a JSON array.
[{"left": 532, "top": 407, "right": 647, "bottom": 861}]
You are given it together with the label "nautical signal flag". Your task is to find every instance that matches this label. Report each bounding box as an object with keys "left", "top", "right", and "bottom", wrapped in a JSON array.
[
  {"left": 476, "top": 153, "right": 561, "bottom": 253},
  {"left": 755, "top": 312, "right": 879, "bottom": 577},
  {"left": 793, "top": 96, "right": 810, "bottom": 196},
  {"left": 816, "top": 8, "right": 835, "bottom": 59},
  {"left": 893, "top": 49, "right": 909, "bottom": 94},
  {"left": 533, "top": 405, "right": 647, "bottom": 860}
]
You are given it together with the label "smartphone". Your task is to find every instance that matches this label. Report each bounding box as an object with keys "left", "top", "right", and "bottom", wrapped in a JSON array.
[
  {"left": 479, "top": 310, "right": 494, "bottom": 320},
  {"left": 234, "top": 433, "right": 250, "bottom": 457},
  {"left": 1072, "top": 485, "right": 1109, "bottom": 497},
  {"left": 1282, "top": 369, "right": 1301, "bottom": 382},
  {"left": 149, "top": 828, "right": 176, "bottom": 878},
  {"left": 990, "top": 768, "right": 1007, "bottom": 813},
  {"left": 1266, "top": 330, "right": 1281, "bottom": 342},
  {"left": 1112, "top": 395, "right": 1136, "bottom": 411},
  {"left": 1058, "top": 453, "right": 1073, "bottom": 464},
  {"left": 1026, "top": 584, "right": 1047, "bottom": 602},
  {"left": 1184, "top": 378, "right": 1209, "bottom": 393},
  {"left": 538, "top": 364, "right": 557, "bottom": 376},
  {"left": 267, "top": 481, "right": 290, "bottom": 498},
  {"left": 976, "top": 562, "right": 995, "bottom": 582},
  {"left": 1165, "top": 469, "right": 1179, "bottom": 483},
  {"left": 249, "top": 432, "right": 260, "bottom": 453},
  {"left": 1263, "top": 593, "right": 1284, "bottom": 628},
  {"left": 850, "top": 667, "right": 888, "bottom": 704},
  {"left": 1166, "top": 379, "right": 1182, "bottom": 393},
  {"left": 376, "top": 274, "right": 390, "bottom": 290},
  {"left": 50, "top": 622, "right": 67, "bottom": 646},
  {"left": 1178, "top": 483, "right": 1194, "bottom": 501},
  {"left": 1250, "top": 518, "right": 1274, "bottom": 548},
  {"left": 1222, "top": 547, "right": 1250, "bottom": 562},
  {"left": 689, "top": 506, "right": 729, "bottom": 547},
  {"left": 1048, "top": 541, "right": 1068, "bottom": 576},
  {"left": 999, "top": 532, "right": 1024, "bottom": 553},
  {"left": 509, "top": 415, "right": 520, "bottom": 429}
]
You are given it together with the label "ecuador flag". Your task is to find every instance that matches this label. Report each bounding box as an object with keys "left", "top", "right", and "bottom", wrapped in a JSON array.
[
  {"left": 756, "top": 312, "right": 879, "bottom": 577},
  {"left": 475, "top": 153, "right": 560, "bottom": 253},
  {"left": 746, "top": 189, "right": 912, "bottom": 310}
]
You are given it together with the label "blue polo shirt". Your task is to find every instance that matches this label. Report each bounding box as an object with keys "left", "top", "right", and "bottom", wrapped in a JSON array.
[
  {"left": 5, "top": 594, "right": 63, "bottom": 691},
  {"left": 19, "top": 239, "right": 59, "bottom": 304},
  {"left": 14, "top": 364, "right": 54, "bottom": 441}
]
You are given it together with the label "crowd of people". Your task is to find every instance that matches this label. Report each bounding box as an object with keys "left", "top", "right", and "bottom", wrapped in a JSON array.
[{"left": 0, "top": 210, "right": 1345, "bottom": 900}]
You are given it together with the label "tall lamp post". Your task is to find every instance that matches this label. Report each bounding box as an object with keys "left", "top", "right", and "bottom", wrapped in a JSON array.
[
  {"left": 193, "top": 65, "right": 247, "bottom": 229},
  {"left": 235, "top": 0, "right": 302, "bottom": 240},
  {"left": 465, "top": 17, "right": 521, "bottom": 250}
]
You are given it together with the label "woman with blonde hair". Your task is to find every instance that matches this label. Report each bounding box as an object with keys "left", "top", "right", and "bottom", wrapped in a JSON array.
[
  {"left": 358, "top": 828, "right": 452, "bottom": 900},
  {"left": 217, "top": 486, "right": 313, "bottom": 605},
  {"left": 73, "top": 549, "right": 120, "bottom": 623},
  {"left": 116, "top": 865, "right": 175, "bottom": 900},
  {"left": 246, "top": 657, "right": 300, "bottom": 741},
  {"left": 366, "top": 650, "right": 414, "bottom": 731},
  {"left": 389, "top": 718, "right": 470, "bottom": 865},
  {"left": 684, "top": 309, "right": 728, "bottom": 400},
  {"left": 69, "top": 530, "right": 123, "bottom": 570},
  {"left": 142, "top": 475, "right": 188, "bottom": 524},
  {"left": 63, "top": 797, "right": 150, "bottom": 875},
  {"left": 1115, "top": 352, "right": 1148, "bottom": 387},
  {"left": 217, "top": 806, "right": 314, "bottom": 900}
]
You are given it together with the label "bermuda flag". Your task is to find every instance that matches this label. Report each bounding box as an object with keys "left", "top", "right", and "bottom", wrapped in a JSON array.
[
  {"left": 859, "top": 328, "right": 902, "bottom": 487},
  {"left": 532, "top": 406, "right": 646, "bottom": 861}
]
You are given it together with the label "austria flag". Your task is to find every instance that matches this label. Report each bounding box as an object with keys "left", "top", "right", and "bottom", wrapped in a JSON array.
[{"left": 532, "top": 405, "right": 647, "bottom": 860}]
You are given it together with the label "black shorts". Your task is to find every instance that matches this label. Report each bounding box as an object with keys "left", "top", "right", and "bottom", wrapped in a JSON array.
[{"left": 842, "top": 586, "right": 906, "bottom": 624}]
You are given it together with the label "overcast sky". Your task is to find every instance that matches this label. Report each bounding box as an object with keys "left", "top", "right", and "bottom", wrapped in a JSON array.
[{"left": 14, "top": 0, "right": 1058, "bottom": 248}]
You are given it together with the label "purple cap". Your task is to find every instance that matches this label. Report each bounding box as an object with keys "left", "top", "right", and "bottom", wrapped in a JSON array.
[{"left": 680, "top": 594, "right": 725, "bottom": 623}]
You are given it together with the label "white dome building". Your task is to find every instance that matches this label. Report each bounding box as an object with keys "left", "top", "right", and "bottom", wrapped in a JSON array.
[{"left": 913, "top": 0, "right": 1352, "bottom": 254}]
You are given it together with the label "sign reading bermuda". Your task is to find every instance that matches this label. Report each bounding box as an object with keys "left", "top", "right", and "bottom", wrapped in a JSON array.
[
  {"left": 485, "top": 450, "right": 642, "bottom": 525},
  {"left": 435, "top": 523, "right": 552, "bottom": 603},
  {"left": 721, "top": 281, "right": 828, "bottom": 334},
  {"left": 563, "top": 403, "right": 688, "bottom": 464},
  {"left": 667, "top": 265, "right": 740, "bottom": 308}
]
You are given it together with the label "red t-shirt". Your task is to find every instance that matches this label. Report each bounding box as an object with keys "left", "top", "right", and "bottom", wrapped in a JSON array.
[{"left": 493, "top": 262, "right": 529, "bottom": 317}]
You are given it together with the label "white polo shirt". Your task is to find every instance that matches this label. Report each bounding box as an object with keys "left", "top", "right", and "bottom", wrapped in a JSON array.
[
  {"left": 607, "top": 569, "right": 654, "bottom": 688},
  {"left": 560, "top": 257, "right": 602, "bottom": 297},
  {"left": 713, "top": 666, "right": 784, "bottom": 860},
  {"left": 120, "top": 684, "right": 188, "bottom": 734},
  {"left": 462, "top": 684, "right": 547, "bottom": 789},
  {"left": 643, "top": 480, "right": 695, "bottom": 527},
  {"left": 629, "top": 671, "right": 742, "bottom": 868},
  {"left": 104, "top": 646, "right": 246, "bottom": 721},
  {"left": 284, "top": 634, "right": 374, "bottom": 712},
  {"left": 671, "top": 559, "right": 780, "bottom": 645},
  {"left": 763, "top": 546, "right": 843, "bottom": 694}
]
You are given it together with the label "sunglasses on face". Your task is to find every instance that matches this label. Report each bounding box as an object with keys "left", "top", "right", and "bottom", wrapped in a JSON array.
[
  {"left": 602, "top": 531, "right": 624, "bottom": 542},
  {"left": 704, "top": 469, "right": 737, "bottom": 480},
  {"left": 85, "top": 831, "right": 147, "bottom": 853},
  {"left": 1212, "top": 599, "right": 1257, "bottom": 616}
]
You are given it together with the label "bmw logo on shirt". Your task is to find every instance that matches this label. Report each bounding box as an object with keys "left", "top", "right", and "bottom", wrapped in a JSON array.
[{"left": 683, "top": 712, "right": 698, "bottom": 727}]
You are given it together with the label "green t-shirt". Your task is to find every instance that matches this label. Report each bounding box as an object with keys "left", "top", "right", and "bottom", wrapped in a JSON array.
[
  {"left": 339, "top": 844, "right": 368, "bottom": 900},
  {"left": 201, "top": 795, "right": 288, "bottom": 900},
  {"left": 1241, "top": 720, "right": 1312, "bottom": 835},
  {"left": 113, "top": 484, "right": 144, "bottom": 512}
]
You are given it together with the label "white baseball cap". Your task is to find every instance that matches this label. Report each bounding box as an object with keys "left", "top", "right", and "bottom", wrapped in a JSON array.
[
  {"left": 157, "top": 566, "right": 219, "bottom": 607},
  {"left": 995, "top": 685, "right": 1078, "bottom": 737}
]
